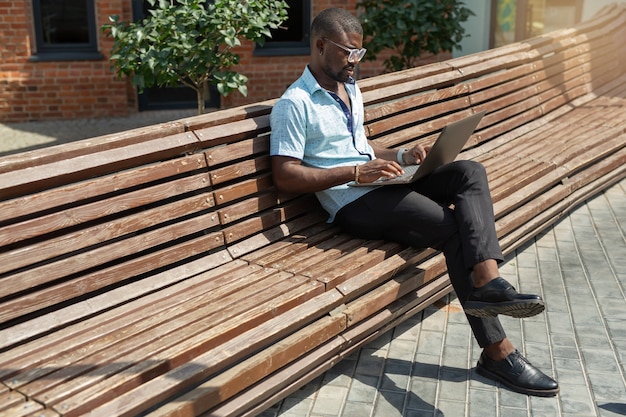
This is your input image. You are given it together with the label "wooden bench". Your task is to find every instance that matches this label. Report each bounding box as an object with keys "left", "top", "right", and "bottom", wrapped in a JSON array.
[{"left": 1, "top": 4, "right": 625, "bottom": 416}]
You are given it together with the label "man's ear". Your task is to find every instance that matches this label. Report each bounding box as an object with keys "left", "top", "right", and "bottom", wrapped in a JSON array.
[{"left": 315, "top": 38, "right": 325, "bottom": 55}]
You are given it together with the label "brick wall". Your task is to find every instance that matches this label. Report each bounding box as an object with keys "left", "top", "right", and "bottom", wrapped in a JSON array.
[{"left": 0, "top": 0, "right": 131, "bottom": 123}]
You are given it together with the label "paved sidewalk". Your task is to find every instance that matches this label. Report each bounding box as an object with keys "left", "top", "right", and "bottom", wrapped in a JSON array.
[{"left": 1, "top": 113, "right": 624, "bottom": 417}]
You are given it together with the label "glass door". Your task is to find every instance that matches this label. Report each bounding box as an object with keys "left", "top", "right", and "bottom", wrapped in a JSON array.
[{"left": 492, "top": 0, "right": 582, "bottom": 48}]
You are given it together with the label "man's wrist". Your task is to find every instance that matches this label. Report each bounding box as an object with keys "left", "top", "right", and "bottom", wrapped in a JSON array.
[{"left": 397, "top": 148, "right": 408, "bottom": 165}]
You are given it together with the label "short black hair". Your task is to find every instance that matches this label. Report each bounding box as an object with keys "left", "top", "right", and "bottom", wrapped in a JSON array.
[{"left": 310, "top": 8, "right": 363, "bottom": 41}]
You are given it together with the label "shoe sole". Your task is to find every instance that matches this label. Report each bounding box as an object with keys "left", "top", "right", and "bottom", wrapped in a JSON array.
[
  {"left": 464, "top": 299, "right": 545, "bottom": 318},
  {"left": 476, "top": 363, "right": 560, "bottom": 397}
]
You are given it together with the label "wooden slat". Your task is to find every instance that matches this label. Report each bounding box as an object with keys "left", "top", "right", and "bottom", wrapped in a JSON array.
[
  {"left": 365, "top": 96, "right": 471, "bottom": 139},
  {"left": 205, "top": 136, "right": 270, "bottom": 167},
  {"left": 0, "top": 251, "right": 235, "bottom": 352},
  {"left": 147, "top": 314, "right": 347, "bottom": 417},
  {"left": 0, "top": 122, "right": 185, "bottom": 174},
  {"left": 83, "top": 289, "right": 346, "bottom": 417},
  {"left": 210, "top": 155, "right": 271, "bottom": 187},
  {"left": 0, "top": 132, "right": 199, "bottom": 200},
  {"left": 240, "top": 223, "right": 341, "bottom": 267},
  {"left": 213, "top": 174, "right": 273, "bottom": 205},
  {"left": 222, "top": 197, "right": 320, "bottom": 245},
  {"left": 226, "top": 210, "right": 327, "bottom": 259},
  {"left": 194, "top": 116, "right": 270, "bottom": 149},
  {"left": 22, "top": 276, "right": 321, "bottom": 412},
  {"left": 181, "top": 101, "right": 275, "bottom": 131},
  {"left": 359, "top": 61, "right": 455, "bottom": 96},
  {"left": 0, "top": 390, "right": 26, "bottom": 412},
  {"left": 0, "top": 154, "right": 206, "bottom": 224},
  {"left": 342, "top": 267, "right": 426, "bottom": 326},
  {"left": 200, "top": 334, "right": 346, "bottom": 417},
  {"left": 363, "top": 83, "right": 469, "bottom": 123},
  {"left": 0, "top": 231, "right": 224, "bottom": 324},
  {"left": 6, "top": 268, "right": 298, "bottom": 393},
  {"left": 335, "top": 247, "right": 428, "bottom": 302},
  {"left": 0, "top": 400, "right": 43, "bottom": 417}
]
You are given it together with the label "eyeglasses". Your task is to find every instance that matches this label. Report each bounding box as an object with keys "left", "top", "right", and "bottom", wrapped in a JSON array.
[{"left": 323, "top": 38, "right": 367, "bottom": 63}]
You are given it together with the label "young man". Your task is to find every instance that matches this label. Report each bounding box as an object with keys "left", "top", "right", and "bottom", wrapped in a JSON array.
[{"left": 269, "top": 7, "right": 558, "bottom": 397}]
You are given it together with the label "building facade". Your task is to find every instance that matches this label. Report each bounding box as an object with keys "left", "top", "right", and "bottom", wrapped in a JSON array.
[
  {"left": 1, "top": 0, "right": 611, "bottom": 123},
  {"left": 2, "top": 0, "right": 403, "bottom": 123}
]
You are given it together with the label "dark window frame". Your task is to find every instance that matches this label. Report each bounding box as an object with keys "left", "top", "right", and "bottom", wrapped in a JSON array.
[
  {"left": 254, "top": 0, "right": 311, "bottom": 56},
  {"left": 30, "top": 0, "right": 103, "bottom": 61}
]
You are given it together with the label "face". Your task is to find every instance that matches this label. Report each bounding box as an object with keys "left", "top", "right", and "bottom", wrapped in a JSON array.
[{"left": 319, "top": 32, "right": 364, "bottom": 83}]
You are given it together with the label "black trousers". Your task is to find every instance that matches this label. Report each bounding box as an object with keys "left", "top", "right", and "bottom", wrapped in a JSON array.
[{"left": 334, "top": 160, "right": 506, "bottom": 347}]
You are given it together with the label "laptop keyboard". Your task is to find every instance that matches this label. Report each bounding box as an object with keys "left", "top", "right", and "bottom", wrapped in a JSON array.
[{"left": 375, "top": 164, "right": 420, "bottom": 183}]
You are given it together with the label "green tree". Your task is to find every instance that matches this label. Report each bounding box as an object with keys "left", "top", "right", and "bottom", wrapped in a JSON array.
[
  {"left": 102, "top": 0, "right": 288, "bottom": 114},
  {"left": 358, "top": 0, "right": 474, "bottom": 72}
]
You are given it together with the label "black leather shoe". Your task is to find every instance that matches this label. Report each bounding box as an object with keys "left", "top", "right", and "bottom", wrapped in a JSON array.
[
  {"left": 464, "top": 277, "right": 545, "bottom": 318},
  {"left": 476, "top": 349, "right": 559, "bottom": 397}
]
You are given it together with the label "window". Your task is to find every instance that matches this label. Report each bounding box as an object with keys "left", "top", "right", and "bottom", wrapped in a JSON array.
[
  {"left": 255, "top": 0, "right": 311, "bottom": 56},
  {"left": 31, "top": 0, "right": 102, "bottom": 61}
]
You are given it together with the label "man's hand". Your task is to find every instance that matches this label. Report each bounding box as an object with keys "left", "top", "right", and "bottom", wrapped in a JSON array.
[
  {"left": 402, "top": 144, "right": 431, "bottom": 165},
  {"left": 356, "top": 159, "right": 404, "bottom": 183}
]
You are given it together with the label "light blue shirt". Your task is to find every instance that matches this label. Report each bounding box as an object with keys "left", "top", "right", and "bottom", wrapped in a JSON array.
[{"left": 270, "top": 66, "right": 379, "bottom": 222}]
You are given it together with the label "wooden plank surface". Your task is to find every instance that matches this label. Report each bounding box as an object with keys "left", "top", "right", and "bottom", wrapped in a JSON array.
[
  {"left": 0, "top": 122, "right": 185, "bottom": 174},
  {"left": 0, "top": 250, "right": 235, "bottom": 352},
  {"left": 6, "top": 269, "right": 300, "bottom": 393},
  {"left": 83, "top": 289, "right": 346, "bottom": 417},
  {"left": 147, "top": 315, "right": 347, "bottom": 417},
  {"left": 0, "top": 154, "right": 207, "bottom": 224},
  {"left": 0, "top": 260, "right": 250, "bottom": 379},
  {"left": 0, "top": 132, "right": 199, "bottom": 200},
  {"left": 25, "top": 277, "right": 323, "bottom": 413},
  {"left": 0, "top": 181, "right": 214, "bottom": 276},
  {"left": 0, "top": 230, "right": 224, "bottom": 324}
]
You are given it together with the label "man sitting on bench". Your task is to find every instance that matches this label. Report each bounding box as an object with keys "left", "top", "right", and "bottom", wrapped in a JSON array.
[{"left": 270, "top": 7, "right": 559, "bottom": 397}]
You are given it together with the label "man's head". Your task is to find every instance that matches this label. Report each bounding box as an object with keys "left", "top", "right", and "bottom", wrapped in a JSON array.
[
  {"left": 310, "top": 8, "right": 363, "bottom": 42},
  {"left": 309, "top": 8, "right": 365, "bottom": 88}
]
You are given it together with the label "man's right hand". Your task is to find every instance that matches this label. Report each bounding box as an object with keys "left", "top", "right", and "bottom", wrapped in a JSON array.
[{"left": 356, "top": 159, "right": 404, "bottom": 184}]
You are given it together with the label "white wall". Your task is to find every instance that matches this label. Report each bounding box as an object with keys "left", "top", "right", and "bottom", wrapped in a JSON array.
[{"left": 454, "top": 0, "right": 492, "bottom": 57}]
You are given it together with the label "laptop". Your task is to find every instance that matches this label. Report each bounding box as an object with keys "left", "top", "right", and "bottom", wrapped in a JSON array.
[{"left": 349, "top": 110, "right": 485, "bottom": 186}]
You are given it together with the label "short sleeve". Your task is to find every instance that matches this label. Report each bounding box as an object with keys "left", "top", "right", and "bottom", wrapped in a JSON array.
[{"left": 270, "top": 98, "right": 306, "bottom": 160}]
